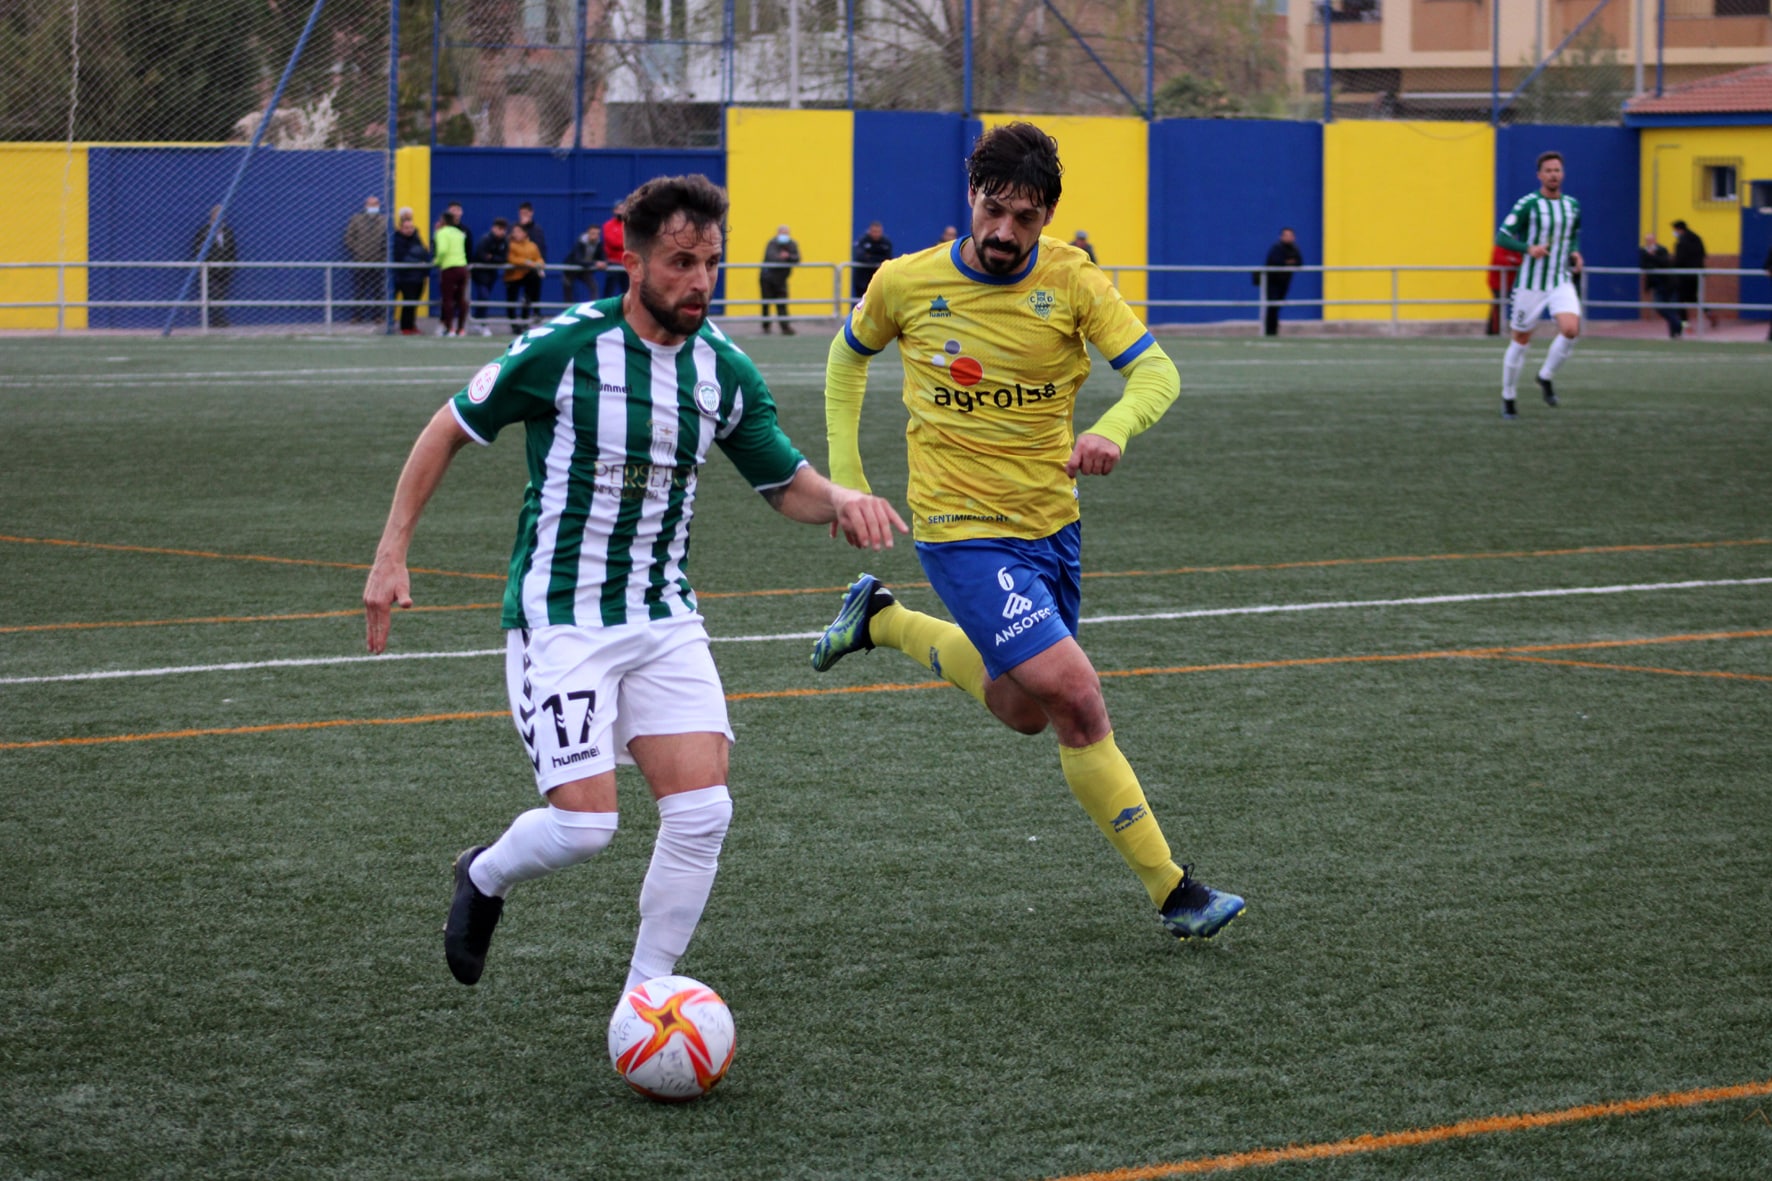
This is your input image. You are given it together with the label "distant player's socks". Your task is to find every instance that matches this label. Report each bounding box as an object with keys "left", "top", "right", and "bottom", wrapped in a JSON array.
[
  {"left": 470, "top": 806, "right": 618, "bottom": 897},
  {"left": 1539, "top": 333, "right": 1576, "bottom": 380},
  {"left": 1057, "top": 732, "right": 1185, "bottom": 906},
  {"left": 627, "top": 785, "right": 733, "bottom": 993},
  {"left": 1501, "top": 340, "right": 1528, "bottom": 401},
  {"left": 869, "top": 601, "right": 988, "bottom": 706}
]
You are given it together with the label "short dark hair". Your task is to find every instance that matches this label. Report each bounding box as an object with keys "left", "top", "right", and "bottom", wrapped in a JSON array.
[
  {"left": 1536, "top": 150, "right": 1564, "bottom": 169},
  {"left": 621, "top": 174, "right": 728, "bottom": 254},
  {"left": 518, "top": 202, "right": 533, "bottom": 213},
  {"left": 967, "top": 122, "right": 1062, "bottom": 209},
  {"left": 1672, "top": 219, "right": 1688, "bottom": 230},
  {"left": 491, "top": 217, "right": 510, "bottom": 230}
]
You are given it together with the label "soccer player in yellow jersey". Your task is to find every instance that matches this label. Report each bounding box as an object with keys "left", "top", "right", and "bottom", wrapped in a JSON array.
[{"left": 810, "top": 122, "right": 1246, "bottom": 941}]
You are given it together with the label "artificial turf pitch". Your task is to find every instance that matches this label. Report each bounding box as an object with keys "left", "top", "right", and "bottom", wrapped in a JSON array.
[{"left": 2, "top": 330, "right": 1769, "bottom": 1179}]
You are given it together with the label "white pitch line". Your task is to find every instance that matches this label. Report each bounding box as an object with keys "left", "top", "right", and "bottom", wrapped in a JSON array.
[{"left": 3, "top": 576, "right": 1766, "bottom": 686}]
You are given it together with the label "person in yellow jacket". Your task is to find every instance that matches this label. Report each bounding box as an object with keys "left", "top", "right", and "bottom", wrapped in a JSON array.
[
  {"left": 432, "top": 210, "right": 470, "bottom": 336},
  {"left": 503, "top": 223, "right": 546, "bottom": 333}
]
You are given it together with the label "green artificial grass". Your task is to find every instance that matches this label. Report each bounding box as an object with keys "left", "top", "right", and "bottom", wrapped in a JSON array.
[{"left": 2, "top": 331, "right": 1769, "bottom": 1179}]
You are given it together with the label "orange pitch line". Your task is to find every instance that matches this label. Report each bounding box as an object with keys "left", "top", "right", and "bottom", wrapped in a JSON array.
[
  {"left": 0, "top": 534, "right": 501, "bottom": 581},
  {"left": 0, "top": 603, "right": 501, "bottom": 635},
  {"left": 1048, "top": 1078, "right": 1772, "bottom": 1180}
]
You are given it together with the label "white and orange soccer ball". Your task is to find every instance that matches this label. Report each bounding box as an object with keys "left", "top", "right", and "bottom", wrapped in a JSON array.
[{"left": 607, "top": 975, "right": 736, "bottom": 1102}]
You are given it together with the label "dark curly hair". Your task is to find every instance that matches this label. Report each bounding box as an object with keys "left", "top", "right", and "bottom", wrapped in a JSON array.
[
  {"left": 621, "top": 174, "right": 729, "bottom": 254},
  {"left": 966, "top": 122, "right": 1063, "bottom": 209}
]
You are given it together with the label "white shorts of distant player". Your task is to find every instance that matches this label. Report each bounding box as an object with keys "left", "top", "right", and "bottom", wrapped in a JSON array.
[
  {"left": 1509, "top": 279, "right": 1581, "bottom": 335},
  {"left": 504, "top": 615, "right": 734, "bottom": 794}
]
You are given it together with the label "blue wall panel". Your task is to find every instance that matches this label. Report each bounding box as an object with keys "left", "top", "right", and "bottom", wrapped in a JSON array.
[
  {"left": 87, "top": 147, "right": 384, "bottom": 328},
  {"left": 1495, "top": 125, "right": 1639, "bottom": 321},
  {"left": 1147, "top": 120, "right": 1324, "bottom": 326},
  {"left": 431, "top": 147, "right": 724, "bottom": 307},
  {"left": 851, "top": 111, "right": 972, "bottom": 262}
]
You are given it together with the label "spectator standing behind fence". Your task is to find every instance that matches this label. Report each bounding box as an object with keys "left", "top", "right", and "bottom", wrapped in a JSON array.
[
  {"left": 759, "top": 224, "right": 800, "bottom": 335},
  {"left": 1671, "top": 220, "right": 1716, "bottom": 330},
  {"left": 503, "top": 223, "right": 545, "bottom": 332},
  {"left": 515, "top": 202, "right": 548, "bottom": 262},
  {"left": 446, "top": 201, "right": 474, "bottom": 326},
  {"left": 1069, "top": 230, "right": 1096, "bottom": 263},
  {"left": 391, "top": 208, "right": 431, "bottom": 336},
  {"left": 471, "top": 218, "right": 510, "bottom": 336},
  {"left": 1255, "top": 227, "right": 1303, "bottom": 337},
  {"left": 433, "top": 210, "right": 469, "bottom": 337},
  {"left": 1485, "top": 242, "right": 1522, "bottom": 336},
  {"left": 345, "top": 195, "right": 388, "bottom": 324},
  {"left": 1638, "top": 233, "right": 1681, "bottom": 339},
  {"left": 601, "top": 205, "right": 629, "bottom": 297},
  {"left": 852, "top": 220, "right": 893, "bottom": 302},
  {"left": 563, "top": 224, "right": 605, "bottom": 306},
  {"left": 939, "top": 225, "right": 958, "bottom": 244},
  {"left": 189, "top": 204, "right": 238, "bottom": 328}
]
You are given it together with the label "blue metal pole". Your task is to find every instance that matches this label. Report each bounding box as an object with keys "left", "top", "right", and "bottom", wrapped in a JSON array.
[
  {"left": 163, "top": 0, "right": 328, "bottom": 335},
  {"left": 573, "top": 0, "right": 586, "bottom": 149},
  {"left": 1322, "top": 0, "right": 1333, "bottom": 124},
  {"left": 386, "top": 0, "right": 400, "bottom": 335},
  {"left": 847, "top": 0, "right": 856, "bottom": 109},
  {"left": 430, "top": 0, "right": 441, "bottom": 148},
  {"left": 1145, "top": 0, "right": 1155, "bottom": 120},
  {"left": 962, "top": 0, "right": 973, "bottom": 119}
]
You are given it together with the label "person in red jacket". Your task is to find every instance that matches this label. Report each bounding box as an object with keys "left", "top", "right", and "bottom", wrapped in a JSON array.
[
  {"left": 600, "top": 204, "right": 628, "bottom": 297},
  {"left": 1486, "top": 243, "right": 1523, "bottom": 336}
]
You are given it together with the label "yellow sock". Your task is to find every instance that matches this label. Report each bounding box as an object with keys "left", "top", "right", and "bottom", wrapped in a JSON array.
[
  {"left": 869, "top": 602, "right": 988, "bottom": 706},
  {"left": 1058, "top": 732, "right": 1185, "bottom": 906}
]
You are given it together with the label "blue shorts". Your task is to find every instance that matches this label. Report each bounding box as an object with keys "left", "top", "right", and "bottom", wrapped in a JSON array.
[{"left": 916, "top": 523, "right": 1082, "bottom": 680}]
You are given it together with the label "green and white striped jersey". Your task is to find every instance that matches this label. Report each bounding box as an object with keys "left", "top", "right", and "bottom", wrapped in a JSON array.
[
  {"left": 449, "top": 297, "right": 807, "bottom": 630},
  {"left": 1497, "top": 191, "right": 1582, "bottom": 291}
]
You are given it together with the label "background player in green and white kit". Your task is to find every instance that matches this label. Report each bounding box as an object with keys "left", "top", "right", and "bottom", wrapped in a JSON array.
[
  {"left": 1496, "top": 150, "right": 1583, "bottom": 419},
  {"left": 363, "top": 174, "right": 907, "bottom": 994}
]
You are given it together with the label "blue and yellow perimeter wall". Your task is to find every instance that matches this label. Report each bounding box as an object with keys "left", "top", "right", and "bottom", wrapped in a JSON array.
[{"left": 7, "top": 114, "right": 1770, "bottom": 329}]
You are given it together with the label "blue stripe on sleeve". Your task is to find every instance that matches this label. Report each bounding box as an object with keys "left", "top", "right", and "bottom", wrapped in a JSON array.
[
  {"left": 842, "top": 317, "right": 882, "bottom": 357},
  {"left": 1108, "top": 333, "right": 1155, "bottom": 371}
]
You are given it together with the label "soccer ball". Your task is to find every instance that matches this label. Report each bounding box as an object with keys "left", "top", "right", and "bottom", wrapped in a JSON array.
[{"left": 607, "top": 975, "right": 736, "bottom": 1102}]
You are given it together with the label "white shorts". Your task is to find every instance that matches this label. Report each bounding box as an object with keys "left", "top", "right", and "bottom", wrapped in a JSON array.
[
  {"left": 504, "top": 615, "right": 733, "bottom": 794},
  {"left": 1509, "top": 280, "right": 1581, "bottom": 333}
]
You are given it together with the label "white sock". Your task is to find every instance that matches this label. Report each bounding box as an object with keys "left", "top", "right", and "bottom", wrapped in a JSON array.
[
  {"left": 469, "top": 805, "right": 618, "bottom": 898},
  {"left": 1502, "top": 341, "right": 1528, "bottom": 400},
  {"left": 625, "top": 785, "right": 733, "bottom": 992},
  {"left": 1539, "top": 333, "right": 1576, "bottom": 380}
]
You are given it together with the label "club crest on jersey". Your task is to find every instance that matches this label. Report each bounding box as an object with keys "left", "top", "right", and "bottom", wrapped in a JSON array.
[
  {"left": 693, "top": 380, "right": 721, "bottom": 416},
  {"left": 1028, "top": 290, "right": 1055, "bottom": 319},
  {"left": 467, "top": 362, "right": 501, "bottom": 403}
]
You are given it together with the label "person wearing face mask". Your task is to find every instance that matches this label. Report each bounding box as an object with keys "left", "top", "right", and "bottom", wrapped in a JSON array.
[
  {"left": 345, "top": 195, "right": 389, "bottom": 324},
  {"left": 759, "top": 224, "right": 801, "bottom": 335}
]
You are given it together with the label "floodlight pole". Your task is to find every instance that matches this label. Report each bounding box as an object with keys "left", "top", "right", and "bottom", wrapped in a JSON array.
[
  {"left": 386, "top": 0, "right": 400, "bottom": 335},
  {"left": 1322, "top": 0, "right": 1333, "bottom": 124},
  {"left": 163, "top": 0, "right": 328, "bottom": 336}
]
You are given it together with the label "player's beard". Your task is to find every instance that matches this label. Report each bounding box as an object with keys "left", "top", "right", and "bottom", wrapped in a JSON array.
[
  {"left": 975, "top": 236, "right": 1029, "bottom": 276},
  {"left": 637, "top": 272, "right": 707, "bottom": 337}
]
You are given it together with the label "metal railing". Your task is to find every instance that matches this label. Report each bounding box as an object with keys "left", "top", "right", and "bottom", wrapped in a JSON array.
[{"left": 2, "top": 260, "right": 1767, "bottom": 334}]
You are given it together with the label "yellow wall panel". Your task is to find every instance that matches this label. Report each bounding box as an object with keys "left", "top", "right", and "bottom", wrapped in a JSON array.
[
  {"left": 0, "top": 144, "right": 88, "bottom": 330},
  {"left": 395, "top": 145, "right": 431, "bottom": 236},
  {"left": 978, "top": 113, "right": 1148, "bottom": 309},
  {"left": 1639, "top": 127, "right": 1772, "bottom": 258},
  {"left": 1323, "top": 122, "right": 1495, "bottom": 321},
  {"left": 725, "top": 108, "right": 853, "bottom": 318}
]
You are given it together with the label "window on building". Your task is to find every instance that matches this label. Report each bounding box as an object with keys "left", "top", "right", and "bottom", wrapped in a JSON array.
[
  {"left": 1698, "top": 160, "right": 1739, "bottom": 205},
  {"left": 1715, "top": 0, "right": 1769, "bottom": 16}
]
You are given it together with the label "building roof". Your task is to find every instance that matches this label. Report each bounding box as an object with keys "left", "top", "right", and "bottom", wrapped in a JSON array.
[{"left": 1625, "top": 64, "right": 1772, "bottom": 117}]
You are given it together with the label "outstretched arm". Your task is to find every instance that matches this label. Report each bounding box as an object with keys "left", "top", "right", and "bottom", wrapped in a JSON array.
[
  {"left": 824, "top": 335, "right": 872, "bottom": 492},
  {"left": 363, "top": 405, "right": 475, "bottom": 653},
  {"left": 1070, "top": 343, "right": 1181, "bottom": 477},
  {"left": 765, "top": 465, "right": 908, "bottom": 551}
]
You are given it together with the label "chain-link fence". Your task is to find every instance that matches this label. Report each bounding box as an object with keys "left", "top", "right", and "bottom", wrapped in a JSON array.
[{"left": 3, "top": 0, "right": 397, "bottom": 332}]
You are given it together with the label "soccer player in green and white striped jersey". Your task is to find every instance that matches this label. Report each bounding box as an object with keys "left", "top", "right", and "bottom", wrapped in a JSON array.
[
  {"left": 364, "top": 174, "right": 907, "bottom": 996},
  {"left": 1495, "top": 150, "right": 1583, "bottom": 419}
]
